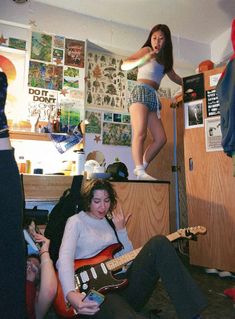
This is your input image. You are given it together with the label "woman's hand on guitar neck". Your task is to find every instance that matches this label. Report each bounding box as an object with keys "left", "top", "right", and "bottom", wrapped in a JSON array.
[{"left": 66, "top": 290, "right": 100, "bottom": 315}]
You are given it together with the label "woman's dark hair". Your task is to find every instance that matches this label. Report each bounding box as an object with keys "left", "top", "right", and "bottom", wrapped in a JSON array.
[
  {"left": 142, "top": 24, "right": 173, "bottom": 73},
  {"left": 81, "top": 179, "right": 117, "bottom": 213}
]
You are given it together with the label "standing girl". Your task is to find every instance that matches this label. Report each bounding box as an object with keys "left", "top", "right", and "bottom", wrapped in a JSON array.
[{"left": 122, "top": 24, "right": 182, "bottom": 180}]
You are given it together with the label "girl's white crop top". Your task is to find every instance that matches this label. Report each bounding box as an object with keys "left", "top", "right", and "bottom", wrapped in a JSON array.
[{"left": 137, "top": 59, "right": 165, "bottom": 85}]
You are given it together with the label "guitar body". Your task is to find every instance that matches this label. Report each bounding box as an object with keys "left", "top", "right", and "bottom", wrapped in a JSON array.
[{"left": 54, "top": 243, "right": 128, "bottom": 318}]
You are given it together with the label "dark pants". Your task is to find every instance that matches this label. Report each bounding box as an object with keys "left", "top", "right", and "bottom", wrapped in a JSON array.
[
  {"left": 0, "top": 149, "right": 26, "bottom": 318},
  {"left": 81, "top": 236, "right": 207, "bottom": 319}
]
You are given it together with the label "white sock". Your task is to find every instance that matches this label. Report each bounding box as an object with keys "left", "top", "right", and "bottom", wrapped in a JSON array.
[
  {"left": 134, "top": 165, "right": 145, "bottom": 176},
  {"left": 143, "top": 161, "right": 148, "bottom": 170}
]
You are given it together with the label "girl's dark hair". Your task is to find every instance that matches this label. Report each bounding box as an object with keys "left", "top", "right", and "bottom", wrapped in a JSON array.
[
  {"left": 142, "top": 24, "right": 173, "bottom": 73},
  {"left": 81, "top": 179, "right": 117, "bottom": 213}
]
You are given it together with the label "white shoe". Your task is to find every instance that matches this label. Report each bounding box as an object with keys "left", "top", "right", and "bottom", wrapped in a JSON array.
[{"left": 136, "top": 172, "right": 157, "bottom": 181}]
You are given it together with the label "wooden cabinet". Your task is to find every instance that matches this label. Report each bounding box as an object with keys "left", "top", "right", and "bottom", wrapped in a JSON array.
[
  {"left": 184, "top": 67, "right": 235, "bottom": 272},
  {"left": 23, "top": 175, "right": 170, "bottom": 249}
]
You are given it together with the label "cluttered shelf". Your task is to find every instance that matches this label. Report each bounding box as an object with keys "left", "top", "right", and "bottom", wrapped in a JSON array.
[{"left": 10, "top": 131, "right": 50, "bottom": 141}]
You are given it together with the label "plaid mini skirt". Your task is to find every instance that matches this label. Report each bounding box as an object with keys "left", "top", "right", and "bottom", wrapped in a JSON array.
[{"left": 128, "top": 83, "right": 162, "bottom": 118}]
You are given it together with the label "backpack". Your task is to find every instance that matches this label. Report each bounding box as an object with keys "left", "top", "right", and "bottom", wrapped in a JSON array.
[
  {"left": 106, "top": 162, "right": 129, "bottom": 181},
  {"left": 44, "top": 175, "right": 84, "bottom": 264}
]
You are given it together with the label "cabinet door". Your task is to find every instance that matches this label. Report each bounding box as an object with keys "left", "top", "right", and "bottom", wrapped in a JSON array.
[{"left": 184, "top": 67, "right": 235, "bottom": 272}]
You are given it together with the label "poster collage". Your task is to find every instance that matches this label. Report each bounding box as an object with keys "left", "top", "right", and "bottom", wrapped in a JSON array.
[
  {"left": 182, "top": 72, "right": 223, "bottom": 152},
  {"left": 0, "top": 28, "right": 137, "bottom": 147}
]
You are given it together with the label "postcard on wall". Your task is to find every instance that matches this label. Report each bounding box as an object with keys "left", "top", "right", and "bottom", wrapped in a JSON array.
[
  {"left": 184, "top": 100, "right": 204, "bottom": 129},
  {"left": 65, "top": 39, "right": 85, "bottom": 68},
  {"left": 205, "top": 117, "right": 223, "bottom": 152},
  {"left": 183, "top": 73, "right": 204, "bottom": 102},
  {"left": 28, "top": 61, "right": 63, "bottom": 90},
  {"left": 102, "top": 122, "right": 131, "bottom": 146},
  {"left": 30, "top": 32, "right": 52, "bottom": 62},
  {"left": 206, "top": 89, "right": 220, "bottom": 117},
  {"left": 85, "top": 110, "right": 102, "bottom": 134}
]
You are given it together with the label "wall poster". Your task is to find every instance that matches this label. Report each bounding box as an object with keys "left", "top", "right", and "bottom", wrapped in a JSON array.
[
  {"left": 86, "top": 50, "right": 127, "bottom": 111},
  {"left": 0, "top": 47, "right": 27, "bottom": 128},
  {"left": 206, "top": 89, "right": 221, "bottom": 117},
  {"left": 205, "top": 117, "right": 223, "bottom": 152}
]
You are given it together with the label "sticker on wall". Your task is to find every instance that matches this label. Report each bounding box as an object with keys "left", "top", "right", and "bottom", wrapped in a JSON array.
[
  {"left": 184, "top": 100, "right": 204, "bottom": 129},
  {"left": 31, "top": 32, "right": 52, "bottom": 62},
  {"left": 205, "top": 117, "right": 223, "bottom": 152}
]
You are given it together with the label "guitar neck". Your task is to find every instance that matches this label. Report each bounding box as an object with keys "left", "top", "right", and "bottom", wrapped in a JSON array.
[{"left": 106, "top": 231, "right": 180, "bottom": 272}]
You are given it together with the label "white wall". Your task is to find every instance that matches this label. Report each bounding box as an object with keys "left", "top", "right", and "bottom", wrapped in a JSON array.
[
  {"left": 0, "top": 0, "right": 210, "bottom": 70},
  {"left": 211, "top": 27, "right": 233, "bottom": 65}
]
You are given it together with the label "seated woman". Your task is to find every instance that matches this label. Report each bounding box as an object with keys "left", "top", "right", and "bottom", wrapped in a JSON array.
[
  {"left": 26, "top": 232, "right": 57, "bottom": 319},
  {"left": 56, "top": 178, "right": 207, "bottom": 319}
]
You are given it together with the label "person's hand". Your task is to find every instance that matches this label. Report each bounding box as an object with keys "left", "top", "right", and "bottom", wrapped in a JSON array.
[
  {"left": 66, "top": 291, "right": 100, "bottom": 315},
  {"left": 112, "top": 204, "right": 131, "bottom": 230},
  {"left": 33, "top": 233, "right": 50, "bottom": 255}
]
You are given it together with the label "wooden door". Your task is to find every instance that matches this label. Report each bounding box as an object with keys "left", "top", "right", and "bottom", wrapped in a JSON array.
[{"left": 184, "top": 67, "right": 235, "bottom": 271}]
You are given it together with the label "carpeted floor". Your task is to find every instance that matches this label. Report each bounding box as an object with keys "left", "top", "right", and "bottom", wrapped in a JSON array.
[
  {"left": 46, "top": 250, "right": 235, "bottom": 319},
  {"left": 143, "top": 252, "right": 235, "bottom": 319}
]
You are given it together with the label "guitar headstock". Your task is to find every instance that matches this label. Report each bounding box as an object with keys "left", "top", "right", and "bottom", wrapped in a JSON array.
[{"left": 177, "top": 226, "right": 207, "bottom": 240}]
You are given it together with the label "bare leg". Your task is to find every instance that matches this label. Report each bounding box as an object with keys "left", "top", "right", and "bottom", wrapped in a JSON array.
[
  {"left": 143, "top": 111, "right": 167, "bottom": 165},
  {"left": 129, "top": 103, "right": 156, "bottom": 180},
  {"left": 129, "top": 102, "right": 148, "bottom": 167}
]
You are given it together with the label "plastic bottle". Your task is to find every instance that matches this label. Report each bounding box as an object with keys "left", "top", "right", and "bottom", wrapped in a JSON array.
[
  {"left": 18, "top": 156, "right": 26, "bottom": 174},
  {"left": 74, "top": 149, "right": 85, "bottom": 175}
]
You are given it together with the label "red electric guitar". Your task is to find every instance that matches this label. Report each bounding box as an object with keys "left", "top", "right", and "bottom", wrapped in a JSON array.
[{"left": 53, "top": 226, "right": 206, "bottom": 318}]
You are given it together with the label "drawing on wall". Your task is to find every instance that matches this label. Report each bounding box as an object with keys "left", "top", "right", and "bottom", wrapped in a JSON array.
[
  {"left": 65, "top": 39, "right": 85, "bottom": 68},
  {"left": 183, "top": 73, "right": 204, "bottom": 102},
  {"left": 184, "top": 100, "right": 204, "bottom": 128},
  {"left": 102, "top": 122, "right": 131, "bottom": 146},
  {"left": 59, "top": 101, "right": 81, "bottom": 133},
  {"left": 205, "top": 117, "right": 223, "bottom": 152},
  {"left": 53, "top": 48, "right": 64, "bottom": 64},
  {"left": 86, "top": 50, "right": 127, "bottom": 111},
  {"left": 28, "top": 87, "right": 58, "bottom": 122},
  {"left": 85, "top": 110, "right": 102, "bottom": 134},
  {"left": 31, "top": 32, "right": 52, "bottom": 62},
  {"left": 63, "top": 66, "right": 80, "bottom": 88},
  {"left": 28, "top": 61, "right": 63, "bottom": 90}
]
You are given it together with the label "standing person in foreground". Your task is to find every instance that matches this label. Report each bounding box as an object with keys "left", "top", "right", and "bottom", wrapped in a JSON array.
[
  {"left": 56, "top": 179, "right": 207, "bottom": 319},
  {"left": 0, "top": 71, "right": 26, "bottom": 318},
  {"left": 121, "top": 24, "right": 182, "bottom": 180}
]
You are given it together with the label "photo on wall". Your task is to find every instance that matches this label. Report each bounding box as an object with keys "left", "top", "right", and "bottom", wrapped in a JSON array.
[
  {"left": 31, "top": 32, "right": 52, "bottom": 62},
  {"left": 184, "top": 100, "right": 204, "bottom": 129}
]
